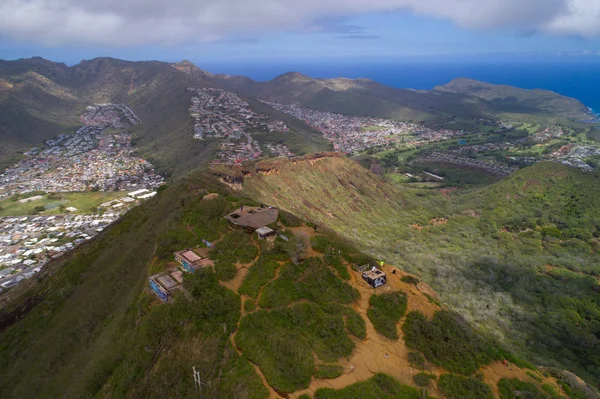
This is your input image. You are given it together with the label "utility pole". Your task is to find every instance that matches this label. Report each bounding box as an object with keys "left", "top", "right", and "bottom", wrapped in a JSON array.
[{"left": 193, "top": 366, "right": 209, "bottom": 399}]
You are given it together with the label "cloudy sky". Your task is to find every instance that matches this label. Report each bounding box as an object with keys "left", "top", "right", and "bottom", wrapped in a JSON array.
[{"left": 1, "top": 0, "right": 600, "bottom": 64}]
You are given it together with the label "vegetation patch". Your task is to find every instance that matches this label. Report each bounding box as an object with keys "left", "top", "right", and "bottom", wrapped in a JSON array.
[
  {"left": 437, "top": 374, "right": 494, "bottom": 399},
  {"left": 239, "top": 258, "right": 280, "bottom": 299},
  {"left": 400, "top": 275, "right": 420, "bottom": 286},
  {"left": 345, "top": 309, "right": 367, "bottom": 340},
  {"left": 402, "top": 310, "right": 504, "bottom": 375},
  {"left": 314, "top": 373, "right": 425, "bottom": 399},
  {"left": 315, "top": 364, "right": 344, "bottom": 379},
  {"left": 259, "top": 257, "right": 359, "bottom": 308},
  {"left": 498, "top": 378, "right": 560, "bottom": 399},
  {"left": 235, "top": 303, "right": 355, "bottom": 393},
  {"left": 407, "top": 351, "right": 427, "bottom": 370},
  {"left": 413, "top": 372, "right": 437, "bottom": 387},
  {"left": 367, "top": 291, "right": 408, "bottom": 340},
  {"left": 244, "top": 299, "right": 256, "bottom": 312}
]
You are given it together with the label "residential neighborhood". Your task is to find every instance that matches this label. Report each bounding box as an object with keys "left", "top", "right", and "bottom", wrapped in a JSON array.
[{"left": 188, "top": 87, "right": 291, "bottom": 163}]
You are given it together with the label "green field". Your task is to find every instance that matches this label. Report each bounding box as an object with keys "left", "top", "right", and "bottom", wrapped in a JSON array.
[{"left": 0, "top": 191, "right": 127, "bottom": 216}]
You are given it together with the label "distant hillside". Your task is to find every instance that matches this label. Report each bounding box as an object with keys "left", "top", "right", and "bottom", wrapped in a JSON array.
[
  {"left": 231, "top": 154, "right": 600, "bottom": 388},
  {"left": 0, "top": 58, "right": 329, "bottom": 176},
  {"left": 209, "top": 70, "right": 590, "bottom": 125},
  {"left": 436, "top": 78, "right": 589, "bottom": 118}
]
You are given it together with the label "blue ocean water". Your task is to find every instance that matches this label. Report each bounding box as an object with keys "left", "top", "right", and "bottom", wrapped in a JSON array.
[{"left": 200, "top": 57, "right": 600, "bottom": 112}]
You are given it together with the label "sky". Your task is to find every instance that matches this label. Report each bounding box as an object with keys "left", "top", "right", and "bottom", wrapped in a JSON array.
[{"left": 1, "top": 0, "right": 600, "bottom": 65}]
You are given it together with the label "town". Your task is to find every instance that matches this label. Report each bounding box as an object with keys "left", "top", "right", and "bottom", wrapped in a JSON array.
[
  {"left": 0, "top": 104, "right": 163, "bottom": 289},
  {"left": 188, "top": 87, "right": 293, "bottom": 164},
  {"left": 0, "top": 104, "right": 163, "bottom": 199}
]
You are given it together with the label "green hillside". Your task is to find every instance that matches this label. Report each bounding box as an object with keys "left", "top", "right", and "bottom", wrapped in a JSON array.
[
  {"left": 0, "top": 164, "right": 581, "bottom": 398},
  {"left": 238, "top": 154, "right": 600, "bottom": 388}
]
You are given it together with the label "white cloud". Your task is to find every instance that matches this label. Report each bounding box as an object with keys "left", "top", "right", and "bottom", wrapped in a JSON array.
[{"left": 0, "top": 0, "right": 598, "bottom": 47}]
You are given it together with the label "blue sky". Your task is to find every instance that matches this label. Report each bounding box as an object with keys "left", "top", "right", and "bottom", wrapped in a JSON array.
[{"left": 1, "top": 1, "right": 600, "bottom": 65}]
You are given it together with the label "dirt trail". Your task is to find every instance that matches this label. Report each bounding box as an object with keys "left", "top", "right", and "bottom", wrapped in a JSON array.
[
  {"left": 293, "top": 263, "right": 444, "bottom": 398},
  {"left": 219, "top": 241, "right": 260, "bottom": 294}
]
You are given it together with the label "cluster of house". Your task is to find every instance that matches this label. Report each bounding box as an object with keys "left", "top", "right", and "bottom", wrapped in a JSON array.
[
  {"left": 417, "top": 152, "right": 518, "bottom": 176},
  {"left": 557, "top": 145, "right": 600, "bottom": 171},
  {"left": 0, "top": 112, "right": 163, "bottom": 199},
  {"left": 0, "top": 213, "right": 122, "bottom": 290},
  {"left": 264, "top": 143, "right": 295, "bottom": 158},
  {"left": 188, "top": 87, "right": 290, "bottom": 164},
  {"left": 80, "top": 103, "right": 141, "bottom": 128},
  {"left": 265, "top": 102, "right": 415, "bottom": 153}
]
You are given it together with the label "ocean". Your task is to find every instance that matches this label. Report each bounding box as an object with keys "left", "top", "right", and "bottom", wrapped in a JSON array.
[{"left": 200, "top": 57, "right": 600, "bottom": 112}]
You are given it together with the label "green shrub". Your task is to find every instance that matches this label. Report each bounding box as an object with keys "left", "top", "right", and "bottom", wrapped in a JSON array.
[
  {"left": 315, "top": 364, "right": 344, "bottom": 379},
  {"left": 325, "top": 253, "right": 351, "bottom": 280},
  {"left": 239, "top": 258, "right": 280, "bottom": 299},
  {"left": 541, "top": 383, "right": 563, "bottom": 399},
  {"left": 345, "top": 310, "right": 367, "bottom": 340},
  {"left": 438, "top": 374, "right": 493, "bottom": 399},
  {"left": 527, "top": 371, "right": 544, "bottom": 382},
  {"left": 212, "top": 230, "right": 258, "bottom": 265},
  {"left": 413, "top": 372, "right": 436, "bottom": 387},
  {"left": 400, "top": 275, "right": 420, "bottom": 286},
  {"left": 214, "top": 260, "right": 237, "bottom": 281},
  {"left": 367, "top": 291, "right": 407, "bottom": 340},
  {"left": 244, "top": 299, "right": 256, "bottom": 312},
  {"left": 314, "top": 373, "right": 423, "bottom": 399},
  {"left": 299, "top": 395, "right": 311, "bottom": 399},
  {"left": 236, "top": 303, "right": 355, "bottom": 393},
  {"left": 498, "top": 378, "right": 551, "bottom": 399},
  {"left": 279, "top": 210, "right": 303, "bottom": 227},
  {"left": 407, "top": 352, "right": 426, "bottom": 370},
  {"left": 402, "top": 310, "right": 498, "bottom": 375},
  {"left": 259, "top": 258, "right": 359, "bottom": 308},
  {"left": 311, "top": 235, "right": 332, "bottom": 253}
]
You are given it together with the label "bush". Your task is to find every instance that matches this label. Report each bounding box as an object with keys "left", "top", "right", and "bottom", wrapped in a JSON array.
[
  {"left": 244, "top": 299, "right": 256, "bottom": 312},
  {"left": 279, "top": 210, "right": 303, "bottom": 227},
  {"left": 314, "top": 373, "right": 423, "bottom": 399},
  {"left": 315, "top": 364, "right": 344, "bottom": 379},
  {"left": 498, "top": 378, "right": 550, "bottom": 399},
  {"left": 345, "top": 310, "right": 367, "bottom": 340},
  {"left": 438, "top": 374, "right": 493, "bottom": 399},
  {"left": 402, "top": 310, "right": 499, "bottom": 375},
  {"left": 400, "top": 275, "right": 420, "bottom": 286},
  {"left": 239, "top": 258, "right": 280, "bottom": 299},
  {"left": 413, "top": 372, "right": 436, "bottom": 387},
  {"left": 236, "top": 303, "right": 355, "bottom": 393},
  {"left": 311, "top": 235, "right": 332, "bottom": 253},
  {"left": 407, "top": 352, "right": 427, "bottom": 370},
  {"left": 326, "top": 253, "right": 351, "bottom": 280},
  {"left": 214, "top": 260, "right": 237, "bottom": 281},
  {"left": 367, "top": 291, "right": 407, "bottom": 340},
  {"left": 259, "top": 258, "right": 359, "bottom": 308},
  {"left": 212, "top": 231, "right": 258, "bottom": 265}
]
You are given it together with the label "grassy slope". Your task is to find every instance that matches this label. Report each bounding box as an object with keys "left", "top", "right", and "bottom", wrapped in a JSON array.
[{"left": 241, "top": 155, "right": 600, "bottom": 387}]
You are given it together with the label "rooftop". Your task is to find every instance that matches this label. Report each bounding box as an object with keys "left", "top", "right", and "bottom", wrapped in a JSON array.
[
  {"left": 177, "top": 250, "right": 202, "bottom": 263},
  {"left": 225, "top": 206, "right": 279, "bottom": 229},
  {"left": 363, "top": 268, "right": 386, "bottom": 280}
]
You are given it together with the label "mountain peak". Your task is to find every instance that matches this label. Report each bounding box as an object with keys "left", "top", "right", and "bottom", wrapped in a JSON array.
[{"left": 274, "top": 71, "right": 312, "bottom": 81}]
